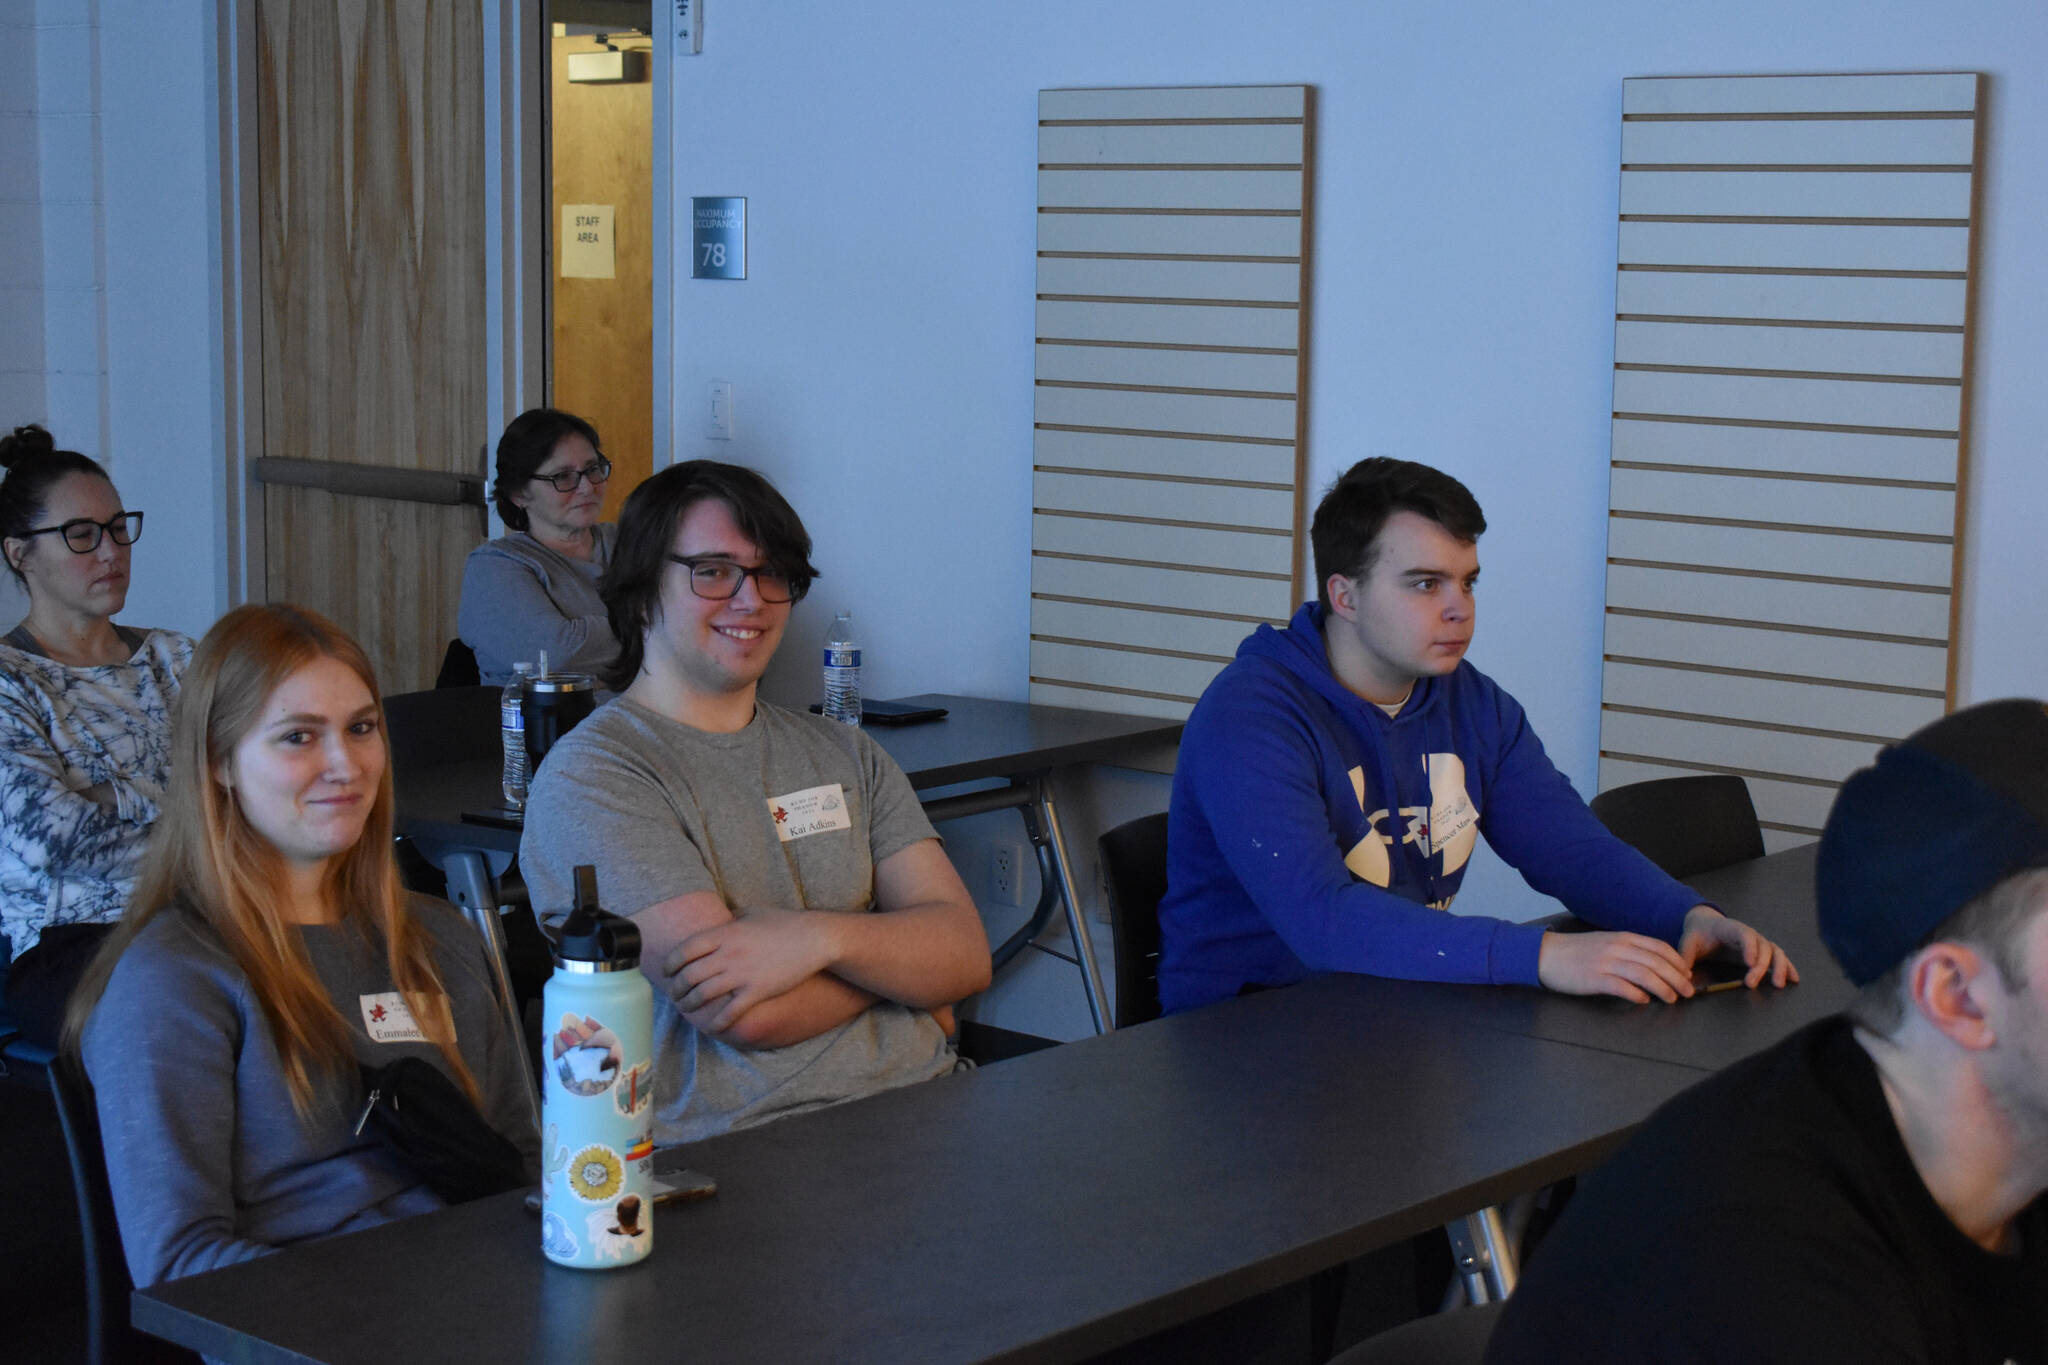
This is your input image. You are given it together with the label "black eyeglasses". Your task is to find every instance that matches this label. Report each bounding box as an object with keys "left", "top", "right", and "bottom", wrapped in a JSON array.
[
  {"left": 16, "top": 512, "right": 144, "bottom": 554},
  {"left": 530, "top": 456, "right": 612, "bottom": 493},
  {"left": 667, "top": 554, "right": 804, "bottom": 604}
]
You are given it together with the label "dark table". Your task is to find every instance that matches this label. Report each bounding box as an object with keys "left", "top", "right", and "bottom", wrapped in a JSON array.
[
  {"left": 134, "top": 849, "right": 1834, "bottom": 1365},
  {"left": 1349, "top": 843, "right": 1848, "bottom": 1076},
  {"left": 132, "top": 980, "right": 1706, "bottom": 1365},
  {"left": 395, "top": 693, "right": 1185, "bottom": 1034}
]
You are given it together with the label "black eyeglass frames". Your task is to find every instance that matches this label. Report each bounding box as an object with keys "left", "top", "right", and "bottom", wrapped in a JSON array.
[
  {"left": 666, "top": 554, "right": 804, "bottom": 603},
  {"left": 15, "top": 512, "right": 144, "bottom": 554},
  {"left": 531, "top": 456, "right": 613, "bottom": 493}
]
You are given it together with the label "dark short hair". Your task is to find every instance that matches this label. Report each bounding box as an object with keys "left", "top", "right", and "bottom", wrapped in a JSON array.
[
  {"left": 599, "top": 461, "right": 821, "bottom": 692},
  {"left": 1848, "top": 865, "right": 2048, "bottom": 1038},
  {"left": 0, "top": 424, "right": 114, "bottom": 583},
  {"left": 492, "top": 408, "right": 602, "bottom": 531},
  {"left": 1309, "top": 458, "right": 1487, "bottom": 608}
]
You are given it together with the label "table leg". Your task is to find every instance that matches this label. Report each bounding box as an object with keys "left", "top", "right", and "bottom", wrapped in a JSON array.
[
  {"left": 922, "top": 777, "right": 1113, "bottom": 1036},
  {"left": 1027, "top": 775, "right": 1111, "bottom": 1036},
  {"left": 444, "top": 851, "right": 543, "bottom": 1130},
  {"left": 1446, "top": 1206, "right": 1519, "bottom": 1303},
  {"left": 440, "top": 849, "right": 497, "bottom": 917}
]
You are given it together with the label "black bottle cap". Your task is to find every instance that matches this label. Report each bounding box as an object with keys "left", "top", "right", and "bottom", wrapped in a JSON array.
[{"left": 551, "top": 864, "right": 642, "bottom": 968}]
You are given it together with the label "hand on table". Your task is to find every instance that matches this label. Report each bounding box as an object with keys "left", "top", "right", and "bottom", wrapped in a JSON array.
[
  {"left": 1679, "top": 904, "right": 1799, "bottom": 990},
  {"left": 1538, "top": 929, "right": 1696, "bottom": 1004},
  {"left": 667, "top": 908, "right": 834, "bottom": 1034}
]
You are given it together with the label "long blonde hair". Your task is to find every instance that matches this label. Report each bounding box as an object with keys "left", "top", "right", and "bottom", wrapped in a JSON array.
[{"left": 65, "top": 603, "right": 481, "bottom": 1114}]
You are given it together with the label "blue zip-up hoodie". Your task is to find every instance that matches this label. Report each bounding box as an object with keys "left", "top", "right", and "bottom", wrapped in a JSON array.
[{"left": 1158, "top": 602, "right": 1703, "bottom": 1013}]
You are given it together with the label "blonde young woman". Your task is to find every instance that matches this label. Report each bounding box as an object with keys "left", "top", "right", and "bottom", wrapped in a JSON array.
[{"left": 65, "top": 604, "right": 537, "bottom": 1289}]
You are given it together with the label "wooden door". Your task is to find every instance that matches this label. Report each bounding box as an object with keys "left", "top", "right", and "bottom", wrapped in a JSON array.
[
  {"left": 256, "top": 0, "right": 488, "bottom": 693},
  {"left": 549, "top": 31, "right": 653, "bottom": 523}
]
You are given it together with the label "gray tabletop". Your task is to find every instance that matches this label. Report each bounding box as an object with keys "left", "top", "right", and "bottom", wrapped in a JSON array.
[
  {"left": 1341, "top": 843, "right": 1849, "bottom": 1075},
  {"left": 393, "top": 692, "right": 1185, "bottom": 855},
  {"left": 132, "top": 848, "right": 1836, "bottom": 1365}
]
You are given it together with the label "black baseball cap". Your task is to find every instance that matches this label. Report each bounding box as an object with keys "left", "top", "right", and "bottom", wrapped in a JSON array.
[{"left": 1817, "top": 699, "right": 2048, "bottom": 986}]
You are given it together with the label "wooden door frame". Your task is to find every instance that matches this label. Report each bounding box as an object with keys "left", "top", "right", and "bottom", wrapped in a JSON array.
[
  {"left": 538, "top": 1, "right": 675, "bottom": 493},
  {"left": 212, "top": 0, "right": 675, "bottom": 599}
]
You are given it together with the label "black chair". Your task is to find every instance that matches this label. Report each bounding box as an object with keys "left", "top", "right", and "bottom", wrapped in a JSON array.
[
  {"left": 383, "top": 683, "right": 504, "bottom": 904},
  {"left": 1327, "top": 1300, "right": 1506, "bottom": 1365},
  {"left": 435, "top": 637, "right": 481, "bottom": 689},
  {"left": 1098, "top": 811, "right": 1169, "bottom": 1029},
  {"left": 47, "top": 1054, "right": 200, "bottom": 1364},
  {"left": 1588, "top": 774, "right": 1766, "bottom": 881},
  {"left": 382, "top": 685, "right": 550, "bottom": 1074},
  {"left": 384, "top": 684, "right": 501, "bottom": 767}
]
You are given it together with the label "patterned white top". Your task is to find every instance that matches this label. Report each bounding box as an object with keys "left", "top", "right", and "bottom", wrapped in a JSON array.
[{"left": 0, "top": 627, "right": 194, "bottom": 959}]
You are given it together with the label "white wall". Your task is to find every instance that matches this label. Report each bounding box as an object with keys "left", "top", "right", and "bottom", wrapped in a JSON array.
[
  {"left": 1, "top": 0, "right": 228, "bottom": 640},
  {"left": 0, "top": 0, "right": 104, "bottom": 628},
  {"left": 97, "top": 0, "right": 231, "bottom": 637},
  {"left": 663, "top": 3, "right": 2048, "bottom": 986}
]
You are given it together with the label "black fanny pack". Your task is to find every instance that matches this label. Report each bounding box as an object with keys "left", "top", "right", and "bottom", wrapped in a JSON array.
[{"left": 356, "top": 1056, "right": 529, "bottom": 1204}]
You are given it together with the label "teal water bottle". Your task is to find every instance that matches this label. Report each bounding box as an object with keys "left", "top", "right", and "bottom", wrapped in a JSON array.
[{"left": 539, "top": 866, "right": 655, "bottom": 1269}]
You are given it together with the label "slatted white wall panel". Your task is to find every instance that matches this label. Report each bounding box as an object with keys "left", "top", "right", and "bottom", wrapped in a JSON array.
[
  {"left": 1600, "top": 72, "right": 1982, "bottom": 851},
  {"left": 1032, "top": 86, "right": 1311, "bottom": 719}
]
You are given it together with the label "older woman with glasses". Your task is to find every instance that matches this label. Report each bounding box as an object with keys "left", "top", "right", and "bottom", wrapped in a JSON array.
[
  {"left": 458, "top": 407, "right": 622, "bottom": 691},
  {"left": 0, "top": 423, "right": 194, "bottom": 1045}
]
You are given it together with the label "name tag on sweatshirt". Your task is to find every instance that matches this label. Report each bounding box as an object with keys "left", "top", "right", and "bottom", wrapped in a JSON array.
[
  {"left": 767, "top": 783, "right": 852, "bottom": 843},
  {"left": 1427, "top": 790, "right": 1479, "bottom": 857},
  {"left": 359, "top": 992, "right": 427, "bottom": 1044}
]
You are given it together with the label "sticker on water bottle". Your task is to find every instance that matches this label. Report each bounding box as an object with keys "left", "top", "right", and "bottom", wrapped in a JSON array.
[
  {"left": 550, "top": 1014, "right": 623, "bottom": 1097},
  {"left": 612, "top": 1059, "right": 654, "bottom": 1118},
  {"left": 823, "top": 646, "right": 861, "bottom": 668},
  {"left": 766, "top": 783, "right": 852, "bottom": 843},
  {"left": 568, "top": 1144, "right": 625, "bottom": 1202},
  {"left": 588, "top": 1197, "right": 649, "bottom": 1263}
]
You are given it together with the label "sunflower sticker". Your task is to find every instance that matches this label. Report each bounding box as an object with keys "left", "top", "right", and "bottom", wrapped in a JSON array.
[{"left": 567, "top": 1144, "right": 624, "bottom": 1203}]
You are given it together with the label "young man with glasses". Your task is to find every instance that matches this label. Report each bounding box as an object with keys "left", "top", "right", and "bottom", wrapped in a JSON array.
[
  {"left": 1160, "top": 457, "right": 1794, "bottom": 1013},
  {"left": 518, "top": 460, "right": 990, "bottom": 1143}
]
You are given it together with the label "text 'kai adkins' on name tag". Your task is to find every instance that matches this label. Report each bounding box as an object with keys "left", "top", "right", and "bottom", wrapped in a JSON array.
[{"left": 766, "top": 783, "right": 853, "bottom": 843}]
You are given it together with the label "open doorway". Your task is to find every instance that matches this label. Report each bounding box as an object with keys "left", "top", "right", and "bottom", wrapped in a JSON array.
[{"left": 546, "top": 1, "right": 654, "bottom": 522}]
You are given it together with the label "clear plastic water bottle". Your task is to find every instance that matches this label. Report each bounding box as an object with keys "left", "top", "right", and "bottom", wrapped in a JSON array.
[
  {"left": 822, "top": 612, "right": 862, "bottom": 726},
  {"left": 501, "top": 661, "right": 535, "bottom": 808}
]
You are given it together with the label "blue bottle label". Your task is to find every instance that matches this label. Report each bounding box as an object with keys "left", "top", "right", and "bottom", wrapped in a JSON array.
[{"left": 823, "top": 646, "right": 861, "bottom": 668}]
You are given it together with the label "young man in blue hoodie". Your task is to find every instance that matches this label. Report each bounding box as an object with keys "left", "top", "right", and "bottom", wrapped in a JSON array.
[{"left": 1158, "top": 457, "right": 1796, "bottom": 1013}]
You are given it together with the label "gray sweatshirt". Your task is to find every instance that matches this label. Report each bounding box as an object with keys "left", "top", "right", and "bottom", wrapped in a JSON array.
[
  {"left": 456, "top": 526, "right": 619, "bottom": 689},
  {"left": 81, "top": 895, "right": 540, "bottom": 1288}
]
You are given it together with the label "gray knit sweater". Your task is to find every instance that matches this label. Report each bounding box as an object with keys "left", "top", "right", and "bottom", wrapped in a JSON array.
[
  {"left": 456, "top": 526, "right": 618, "bottom": 689},
  {"left": 81, "top": 895, "right": 539, "bottom": 1288}
]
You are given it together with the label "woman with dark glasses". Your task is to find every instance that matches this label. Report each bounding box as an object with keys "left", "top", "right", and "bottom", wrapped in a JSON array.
[
  {"left": 458, "top": 407, "right": 622, "bottom": 693},
  {"left": 0, "top": 423, "right": 193, "bottom": 1045}
]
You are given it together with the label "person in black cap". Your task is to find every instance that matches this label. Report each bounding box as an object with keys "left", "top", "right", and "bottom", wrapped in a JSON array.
[{"left": 1485, "top": 698, "right": 2048, "bottom": 1365}]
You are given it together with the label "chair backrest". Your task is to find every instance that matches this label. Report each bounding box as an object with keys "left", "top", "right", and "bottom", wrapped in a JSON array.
[
  {"left": 435, "top": 637, "right": 482, "bottom": 689},
  {"left": 1327, "top": 1300, "right": 1506, "bottom": 1365},
  {"left": 382, "top": 684, "right": 502, "bottom": 770},
  {"left": 47, "top": 1055, "right": 200, "bottom": 1365},
  {"left": 1588, "top": 774, "right": 1766, "bottom": 881},
  {"left": 1098, "top": 811, "right": 1170, "bottom": 1029}
]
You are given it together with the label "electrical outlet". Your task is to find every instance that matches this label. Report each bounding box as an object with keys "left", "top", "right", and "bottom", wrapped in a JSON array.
[{"left": 991, "top": 843, "right": 1026, "bottom": 908}]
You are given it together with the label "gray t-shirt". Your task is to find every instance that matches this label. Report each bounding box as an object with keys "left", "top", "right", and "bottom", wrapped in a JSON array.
[
  {"left": 456, "top": 525, "right": 619, "bottom": 689},
  {"left": 81, "top": 895, "right": 540, "bottom": 1289},
  {"left": 520, "top": 697, "right": 957, "bottom": 1144}
]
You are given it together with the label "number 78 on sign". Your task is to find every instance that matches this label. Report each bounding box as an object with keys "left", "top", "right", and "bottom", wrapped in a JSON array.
[{"left": 691, "top": 197, "right": 746, "bottom": 280}]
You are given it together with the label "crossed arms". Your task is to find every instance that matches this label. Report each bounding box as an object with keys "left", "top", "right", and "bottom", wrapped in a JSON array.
[{"left": 625, "top": 837, "right": 991, "bottom": 1048}]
